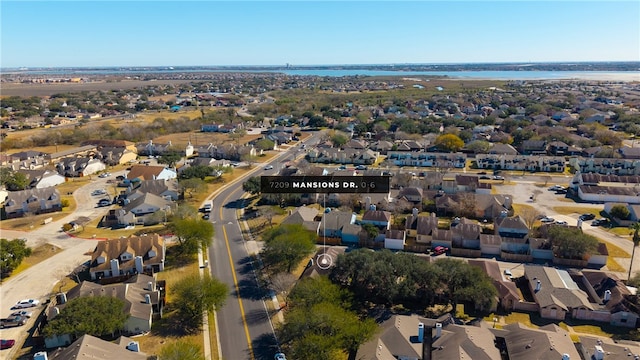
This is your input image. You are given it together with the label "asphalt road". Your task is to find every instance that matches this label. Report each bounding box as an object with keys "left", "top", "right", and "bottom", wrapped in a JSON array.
[{"left": 208, "top": 133, "right": 322, "bottom": 360}]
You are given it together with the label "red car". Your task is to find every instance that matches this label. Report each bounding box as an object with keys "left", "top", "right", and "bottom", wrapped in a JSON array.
[
  {"left": 433, "top": 246, "right": 449, "bottom": 255},
  {"left": 1, "top": 339, "right": 15, "bottom": 350}
]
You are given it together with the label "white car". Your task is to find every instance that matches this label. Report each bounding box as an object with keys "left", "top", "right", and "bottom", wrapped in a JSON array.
[
  {"left": 264, "top": 165, "right": 274, "bottom": 170},
  {"left": 91, "top": 189, "right": 106, "bottom": 196},
  {"left": 12, "top": 299, "right": 39, "bottom": 309},
  {"left": 10, "top": 310, "right": 33, "bottom": 318}
]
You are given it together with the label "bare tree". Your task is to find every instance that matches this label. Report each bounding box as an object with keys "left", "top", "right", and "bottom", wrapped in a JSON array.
[
  {"left": 518, "top": 206, "right": 542, "bottom": 229},
  {"left": 454, "top": 193, "right": 477, "bottom": 219},
  {"left": 542, "top": 176, "right": 552, "bottom": 186},
  {"left": 269, "top": 272, "right": 297, "bottom": 307},
  {"left": 531, "top": 189, "right": 543, "bottom": 202},
  {"left": 259, "top": 205, "right": 277, "bottom": 228}
]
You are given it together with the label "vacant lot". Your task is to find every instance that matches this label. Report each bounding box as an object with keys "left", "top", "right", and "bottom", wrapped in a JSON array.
[{"left": 0, "top": 79, "right": 194, "bottom": 97}]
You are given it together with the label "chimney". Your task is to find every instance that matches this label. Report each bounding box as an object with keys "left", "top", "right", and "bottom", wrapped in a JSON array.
[
  {"left": 33, "top": 352, "right": 48, "bottom": 360},
  {"left": 370, "top": 204, "right": 376, "bottom": 211},
  {"left": 147, "top": 281, "right": 154, "bottom": 291},
  {"left": 126, "top": 341, "right": 140, "bottom": 352},
  {"left": 594, "top": 345, "right": 605, "bottom": 360},
  {"left": 603, "top": 289, "right": 612, "bottom": 302},
  {"left": 435, "top": 323, "right": 442, "bottom": 338},
  {"left": 56, "top": 293, "right": 67, "bottom": 304},
  {"left": 365, "top": 196, "right": 371, "bottom": 210},
  {"left": 145, "top": 294, "right": 151, "bottom": 304},
  {"left": 412, "top": 208, "right": 419, "bottom": 217},
  {"left": 418, "top": 322, "right": 424, "bottom": 342},
  {"left": 135, "top": 256, "right": 143, "bottom": 273},
  {"left": 110, "top": 258, "right": 120, "bottom": 276},
  {"left": 535, "top": 280, "right": 542, "bottom": 292}
]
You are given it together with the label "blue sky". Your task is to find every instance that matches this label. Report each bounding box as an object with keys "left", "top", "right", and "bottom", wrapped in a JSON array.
[{"left": 2, "top": 1, "right": 639, "bottom": 67}]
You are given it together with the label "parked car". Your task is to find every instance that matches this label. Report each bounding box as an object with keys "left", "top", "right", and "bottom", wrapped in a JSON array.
[
  {"left": 98, "top": 172, "right": 111, "bottom": 178},
  {"left": 338, "top": 165, "right": 347, "bottom": 170},
  {"left": 274, "top": 352, "right": 287, "bottom": 360},
  {"left": 91, "top": 189, "right": 106, "bottom": 196},
  {"left": 0, "top": 339, "right": 15, "bottom": 350},
  {"left": 580, "top": 213, "right": 596, "bottom": 221},
  {"left": 12, "top": 299, "right": 39, "bottom": 309},
  {"left": 540, "top": 217, "right": 555, "bottom": 223},
  {"left": 433, "top": 246, "right": 448, "bottom": 255},
  {"left": 592, "top": 218, "right": 610, "bottom": 226},
  {"left": 555, "top": 220, "right": 568, "bottom": 225},
  {"left": 10, "top": 310, "right": 32, "bottom": 318},
  {"left": 97, "top": 199, "right": 111, "bottom": 207},
  {"left": 480, "top": 175, "right": 491, "bottom": 180},
  {"left": 264, "top": 165, "right": 274, "bottom": 170},
  {"left": 493, "top": 175, "right": 505, "bottom": 180},
  {"left": 548, "top": 185, "right": 563, "bottom": 191},
  {"left": 503, "top": 269, "right": 513, "bottom": 278},
  {"left": 355, "top": 165, "right": 368, "bottom": 170},
  {"left": 203, "top": 213, "right": 210, "bottom": 220},
  {"left": 0, "top": 316, "right": 26, "bottom": 328}
]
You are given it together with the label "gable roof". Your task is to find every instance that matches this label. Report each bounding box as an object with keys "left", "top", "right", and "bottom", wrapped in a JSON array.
[
  {"left": 90, "top": 234, "right": 164, "bottom": 273},
  {"left": 362, "top": 210, "right": 392, "bottom": 222},
  {"left": 126, "top": 165, "right": 166, "bottom": 180},
  {"left": 525, "top": 265, "right": 593, "bottom": 311},
  {"left": 495, "top": 323, "right": 580, "bottom": 360},
  {"left": 123, "top": 192, "right": 170, "bottom": 213},
  {"left": 432, "top": 323, "right": 501, "bottom": 360},
  {"left": 282, "top": 206, "right": 319, "bottom": 225},
  {"left": 48, "top": 334, "right": 147, "bottom": 360}
]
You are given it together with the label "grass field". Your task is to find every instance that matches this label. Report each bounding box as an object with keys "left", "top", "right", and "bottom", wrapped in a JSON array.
[
  {"left": 3, "top": 243, "right": 62, "bottom": 281},
  {"left": 552, "top": 206, "right": 602, "bottom": 216},
  {"left": 606, "top": 257, "right": 626, "bottom": 273},
  {"left": 607, "top": 227, "right": 634, "bottom": 237}
]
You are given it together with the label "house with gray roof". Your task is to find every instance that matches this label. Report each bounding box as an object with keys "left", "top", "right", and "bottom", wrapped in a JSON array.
[
  {"left": 120, "top": 192, "right": 171, "bottom": 225},
  {"left": 281, "top": 206, "right": 320, "bottom": 232},
  {"left": 524, "top": 265, "right": 594, "bottom": 321},
  {"left": 19, "top": 169, "right": 66, "bottom": 189},
  {"left": 56, "top": 157, "right": 106, "bottom": 177},
  {"left": 44, "top": 274, "right": 162, "bottom": 348},
  {"left": 128, "top": 179, "right": 180, "bottom": 202},
  {"left": 4, "top": 187, "right": 62, "bottom": 218},
  {"left": 491, "top": 323, "right": 580, "bottom": 360},
  {"left": 318, "top": 210, "right": 356, "bottom": 239},
  {"left": 46, "top": 334, "right": 147, "bottom": 359},
  {"left": 361, "top": 210, "right": 392, "bottom": 229},
  {"left": 495, "top": 216, "right": 529, "bottom": 238},
  {"left": 468, "top": 258, "right": 520, "bottom": 312},
  {"left": 578, "top": 336, "right": 640, "bottom": 360}
]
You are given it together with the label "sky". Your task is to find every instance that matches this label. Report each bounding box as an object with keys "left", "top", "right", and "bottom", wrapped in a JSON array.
[{"left": 1, "top": 1, "right": 639, "bottom": 68}]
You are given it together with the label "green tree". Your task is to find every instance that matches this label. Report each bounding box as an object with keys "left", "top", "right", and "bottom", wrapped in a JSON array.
[
  {"left": 173, "top": 274, "right": 228, "bottom": 329},
  {"left": 158, "top": 150, "right": 182, "bottom": 168},
  {"left": 172, "top": 219, "right": 214, "bottom": 255},
  {"left": 255, "top": 138, "right": 275, "bottom": 151},
  {"left": 434, "top": 133, "right": 464, "bottom": 152},
  {"left": 466, "top": 140, "right": 492, "bottom": 154},
  {"left": 330, "top": 132, "right": 349, "bottom": 147},
  {"left": 179, "top": 178, "right": 207, "bottom": 198},
  {"left": 172, "top": 204, "right": 199, "bottom": 220},
  {"left": 2, "top": 170, "right": 29, "bottom": 191},
  {"left": 0, "top": 238, "right": 32, "bottom": 278},
  {"left": 360, "top": 223, "right": 379, "bottom": 240},
  {"left": 261, "top": 224, "right": 316, "bottom": 273},
  {"left": 242, "top": 176, "right": 262, "bottom": 195},
  {"left": 548, "top": 226, "right": 599, "bottom": 259},
  {"left": 610, "top": 205, "right": 631, "bottom": 220},
  {"left": 180, "top": 165, "right": 213, "bottom": 180},
  {"left": 288, "top": 276, "right": 351, "bottom": 310},
  {"left": 42, "top": 296, "right": 128, "bottom": 338},
  {"left": 159, "top": 341, "right": 204, "bottom": 360}
]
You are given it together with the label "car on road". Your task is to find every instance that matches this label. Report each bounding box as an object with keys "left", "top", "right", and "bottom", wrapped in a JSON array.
[
  {"left": 592, "top": 218, "right": 610, "bottom": 226},
  {"left": 540, "top": 217, "right": 555, "bottom": 223},
  {"left": 98, "top": 172, "right": 111, "bottom": 178},
  {"left": 555, "top": 220, "right": 568, "bottom": 225},
  {"left": 548, "top": 185, "right": 564, "bottom": 191},
  {"left": 338, "top": 165, "right": 347, "bottom": 170},
  {"left": 493, "top": 175, "right": 505, "bottom": 180},
  {"left": 480, "top": 175, "right": 491, "bottom": 180},
  {"left": 91, "top": 189, "right": 106, "bottom": 196},
  {"left": 264, "top": 165, "right": 274, "bottom": 170},
  {"left": 274, "top": 352, "right": 287, "bottom": 360},
  {"left": 97, "top": 199, "right": 111, "bottom": 207},
  {"left": 355, "top": 165, "right": 368, "bottom": 170},
  {"left": 580, "top": 213, "right": 596, "bottom": 221},
  {"left": 12, "top": 299, "right": 39, "bottom": 309},
  {"left": 10, "top": 310, "right": 33, "bottom": 318},
  {"left": 203, "top": 213, "right": 210, "bottom": 220},
  {"left": 0, "top": 339, "right": 15, "bottom": 350}
]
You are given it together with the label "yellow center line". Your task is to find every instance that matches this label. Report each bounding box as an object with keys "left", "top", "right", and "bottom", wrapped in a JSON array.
[{"left": 220, "top": 191, "right": 255, "bottom": 359}]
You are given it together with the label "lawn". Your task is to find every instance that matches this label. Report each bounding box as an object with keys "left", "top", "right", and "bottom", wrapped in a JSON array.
[
  {"left": 603, "top": 241, "right": 631, "bottom": 258},
  {"left": 607, "top": 227, "right": 634, "bottom": 237},
  {"left": 4, "top": 243, "right": 62, "bottom": 281},
  {"left": 606, "top": 257, "right": 627, "bottom": 273}
]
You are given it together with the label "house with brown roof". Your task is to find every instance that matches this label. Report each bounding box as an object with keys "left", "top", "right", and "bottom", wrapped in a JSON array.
[
  {"left": 398, "top": 186, "right": 423, "bottom": 203},
  {"left": 582, "top": 270, "right": 639, "bottom": 328},
  {"left": 281, "top": 206, "right": 320, "bottom": 232},
  {"left": 441, "top": 175, "right": 478, "bottom": 194},
  {"left": 578, "top": 336, "right": 640, "bottom": 360},
  {"left": 384, "top": 229, "right": 406, "bottom": 250},
  {"left": 126, "top": 165, "right": 177, "bottom": 181},
  {"left": 361, "top": 209, "right": 392, "bottom": 229},
  {"left": 46, "top": 334, "right": 147, "bottom": 359},
  {"left": 89, "top": 234, "right": 165, "bottom": 280},
  {"left": 468, "top": 258, "right": 520, "bottom": 312},
  {"left": 406, "top": 213, "right": 438, "bottom": 244},
  {"left": 3, "top": 187, "right": 62, "bottom": 218},
  {"left": 44, "top": 274, "right": 163, "bottom": 348},
  {"left": 436, "top": 193, "right": 513, "bottom": 220}
]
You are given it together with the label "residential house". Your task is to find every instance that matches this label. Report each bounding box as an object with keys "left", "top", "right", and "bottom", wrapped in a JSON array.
[
  {"left": 19, "top": 169, "right": 66, "bottom": 189},
  {"left": 369, "top": 140, "right": 394, "bottom": 154},
  {"left": 119, "top": 192, "right": 171, "bottom": 226},
  {"left": 578, "top": 185, "right": 640, "bottom": 204},
  {"left": 46, "top": 334, "right": 147, "bottom": 359},
  {"left": 300, "top": 246, "right": 347, "bottom": 278},
  {"left": 384, "top": 229, "right": 406, "bottom": 250},
  {"left": 398, "top": 187, "right": 423, "bottom": 203},
  {"left": 521, "top": 140, "right": 547, "bottom": 155},
  {"left": 82, "top": 139, "right": 137, "bottom": 152},
  {"left": 492, "top": 323, "right": 581, "bottom": 360},
  {"left": 547, "top": 141, "right": 570, "bottom": 156},
  {"left": 306, "top": 148, "right": 377, "bottom": 165},
  {"left": 47, "top": 145, "right": 98, "bottom": 163},
  {"left": 4, "top": 187, "right": 62, "bottom": 218},
  {"left": 475, "top": 154, "right": 565, "bottom": 172},
  {"left": 494, "top": 216, "right": 529, "bottom": 239},
  {"left": 578, "top": 336, "right": 640, "bottom": 360},
  {"left": 570, "top": 157, "right": 640, "bottom": 176},
  {"left": 135, "top": 140, "right": 179, "bottom": 156},
  {"left": 128, "top": 179, "right": 180, "bottom": 202},
  {"left": 387, "top": 151, "right": 466, "bottom": 168},
  {"left": 582, "top": 270, "right": 639, "bottom": 328},
  {"left": 56, "top": 157, "right": 106, "bottom": 177},
  {"left": 126, "top": 165, "right": 177, "bottom": 181},
  {"left": 406, "top": 213, "right": 438, "bottom": 244},
  {"left": 318, "top": 210, "right": 357, "bottom": 241},
  {"left": 431, "top": 322, "right": 501, "bottom": 360},
  {"left": 89, "top": 234, "right": 166, "bottom": 280},
  {"left": 45, "top": 274, "right": 162, "bottom": 347},
  {"left": 360, "top": 210, "right": 392, "bottom": 229},
  {"left": 281, "top": 206, "right": 320, "bottom": 232},
  {"left": 468, "top": 259, "right": 520, "bottom": 312},
  {"left": 441, "top": 175, "right": 478, "bottom": 194},
  {"left": 97, "top": 147, "right": 138, "bottom": 166},
  {"left": 436, "top": 193, "right": 512, "bottom": 219},
  {"left": 524, "top": 265, "right": 594, "bottom": 321},
  {"left": 487, "top": 143, "right": 519, "bottom": 155},
  {"left": 619, "top": 146, "right": 640, "bottom": 160},
  {"left": 450, "top": 217, "right": 481, "bottom": 251},
  {"left": 343, "top": 139, "right": 367, "bottom": 150},
  {"left": 479, "top": 234, "right": 502, "bottom": 256}
]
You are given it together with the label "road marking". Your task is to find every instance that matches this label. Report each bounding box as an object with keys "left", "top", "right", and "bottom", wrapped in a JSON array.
[{"left": 219, "top": 191, "right": 255, "bottom": 360}]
